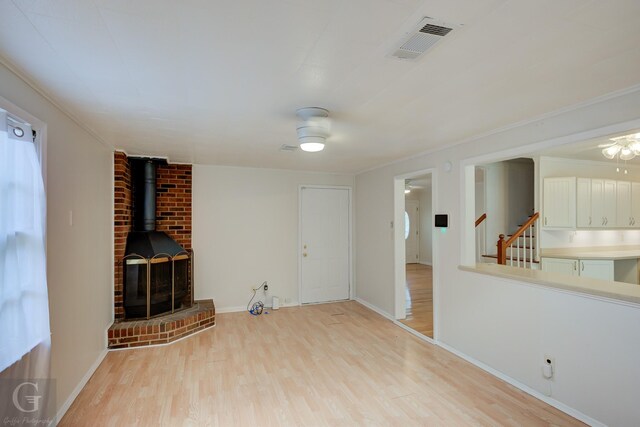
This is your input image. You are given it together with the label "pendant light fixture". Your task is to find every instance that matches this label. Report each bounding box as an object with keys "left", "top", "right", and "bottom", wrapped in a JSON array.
[{"left": 296, "top": 107, "right": 330, "bottom": 152}]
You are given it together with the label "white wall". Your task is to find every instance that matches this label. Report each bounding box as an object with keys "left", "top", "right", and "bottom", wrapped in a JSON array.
[
  {"left": 481, "top": 162, "right": 508, "bottom": 255},
  {"left": 0, "top": 63, "right": 112, "bottom": 415},
  {"left": 506, "top": 159, "right": 534, "bottom": 231},
  {"left": 419, "top": 186, "right": 432, "bottom": 265},
  {"left": 404, "top": 186, "right": 432, "bottom": 265},
  {"left": 193, "top": 165, "right": 354, "bottom": 311},
  {"left": 540, "top": 156, "right": 640, "bottom": 248},
  {"left": 355, "top": 86, "right": 640, "bottom": 426}
]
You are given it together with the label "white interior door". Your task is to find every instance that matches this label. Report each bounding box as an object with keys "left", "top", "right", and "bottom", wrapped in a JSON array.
[
  {"left": 300, "top": 187, "right": 350, "bottom": 304},
  {"left": 405, "top": 200, "right": 419, "bottom": 263}
]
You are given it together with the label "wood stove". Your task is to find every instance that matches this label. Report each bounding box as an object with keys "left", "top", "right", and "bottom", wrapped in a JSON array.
[{"left": 123, "top": 158, "right": 193, "bottom": 319}]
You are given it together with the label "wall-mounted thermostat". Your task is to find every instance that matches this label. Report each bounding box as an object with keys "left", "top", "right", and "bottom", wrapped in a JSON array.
[{"left": 434, "top": 214, "right": 448, "bottom": 228}]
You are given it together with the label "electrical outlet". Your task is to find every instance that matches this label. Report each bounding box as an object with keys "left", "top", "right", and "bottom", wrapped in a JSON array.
[
  {"left": 543, "top": 355, "right": 555, "bottom": 380},
  {"left": 264, "top": 282, "right": 268, "bottom": 292}
]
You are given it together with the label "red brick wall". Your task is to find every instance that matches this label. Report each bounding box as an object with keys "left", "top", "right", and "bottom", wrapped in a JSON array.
[
  {"left": 156, "top": 164, "right": 192, "bottom": 249},
  {"left": 113, "top": 152, "right": 132, "bottom": 320},
  {"left": 113, "top": 152, "right": 193, "bottom": 321}
]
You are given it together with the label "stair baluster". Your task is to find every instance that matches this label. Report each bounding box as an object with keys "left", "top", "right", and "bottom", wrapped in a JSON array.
[{"left": 496, "top": 212, "right": 540, "bottom": 269}]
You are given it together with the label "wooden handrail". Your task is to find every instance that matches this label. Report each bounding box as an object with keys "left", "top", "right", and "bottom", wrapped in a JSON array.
[
  {"left": 497, "top": 212, "right": 539, "bottom": 265},
  {"left": 475, "top": 213, "right": 487, "bottom": 227}
]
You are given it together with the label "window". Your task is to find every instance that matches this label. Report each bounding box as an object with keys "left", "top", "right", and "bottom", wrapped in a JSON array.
[
  {"left": 0, "top": 110, "right": 50, "bottom": 372},
  {"left": 404, "top": 211, "right": 410, "bottom": 240}
]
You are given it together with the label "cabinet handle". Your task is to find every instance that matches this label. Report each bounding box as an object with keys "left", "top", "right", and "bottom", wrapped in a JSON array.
[
  {"left": 574, "top": 261, "right": 577, "bottom": 271},
  {"left": 581, "top": 261, "right": 584, "bottom": 271},
  {"left": 544, "top": 217, "right": 547, "bottom": 226},
  {"left": 589, "top": 216, "right": 592, "bottom": 225}
]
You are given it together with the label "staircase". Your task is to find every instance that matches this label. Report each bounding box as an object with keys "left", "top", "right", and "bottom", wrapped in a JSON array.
[{"left": 478, "top": 212, "right": 540, "bottom": 269}]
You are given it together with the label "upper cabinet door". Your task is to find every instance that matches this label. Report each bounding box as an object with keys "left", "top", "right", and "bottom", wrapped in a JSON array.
[
  {"left": 632, "top": 182, "right": 640, "bottom": 227},
  {"left": 591, "top": 179, "right": 616, "bottom": 227},
  {"left": 617, "top": 181, "right": 632, "bottom": 227},
  {"left": 603, "top": 180, "right": 617, "bottom": 227},
  {"left": 543, "top": 177, "right": 576, "bottom": 228},
  {"left": 577, "top": 178, "right": 592, "bottom": 227},
  {"left": 591, "top": 179, "right": 605, "bottom": 227}
]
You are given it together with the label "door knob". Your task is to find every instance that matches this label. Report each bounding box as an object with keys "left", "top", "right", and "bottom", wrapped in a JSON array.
[{"left": 303, "top": 253, "right": 307, "bottom": 257}]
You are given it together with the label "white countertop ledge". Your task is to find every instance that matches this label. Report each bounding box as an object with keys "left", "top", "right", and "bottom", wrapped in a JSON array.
[
  {"left": 459, "top": 263, "right": 640, "bottom": 306},
  {"left": 540, "top": 245, "right": 640, "bottom": 260}
]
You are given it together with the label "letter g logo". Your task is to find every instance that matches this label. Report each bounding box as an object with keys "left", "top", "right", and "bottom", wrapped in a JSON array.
[{"left": 12, "top": 381, "right": 42, "bottom": 413}]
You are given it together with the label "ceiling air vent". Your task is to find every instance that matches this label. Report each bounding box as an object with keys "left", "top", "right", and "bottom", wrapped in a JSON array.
[
  {"left": 280, "top": 144, "right": 298, "bottom": 152},
  {"left": 390, "top": 17, "right": 460, "bottom": 61}
]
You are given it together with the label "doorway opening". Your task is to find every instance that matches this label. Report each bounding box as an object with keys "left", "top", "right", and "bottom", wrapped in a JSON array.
[
  {"left": 394, "top": 170, "right": 436, "bottom": 339},
  {"left": 474, "top": 158, "right": 537, "bottom": 267}
]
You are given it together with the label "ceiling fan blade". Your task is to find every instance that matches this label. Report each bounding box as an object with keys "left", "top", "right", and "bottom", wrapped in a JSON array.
[{"left": 597, "top": 142, "right": 616, "bottom": 148}]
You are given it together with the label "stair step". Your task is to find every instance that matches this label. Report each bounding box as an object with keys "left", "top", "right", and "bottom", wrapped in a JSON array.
[{"left": 482, "top": 254, "right": 540, "bottom": 264}]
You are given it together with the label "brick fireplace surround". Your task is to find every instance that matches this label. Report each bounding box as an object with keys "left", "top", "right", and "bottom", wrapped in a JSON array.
[{"left": 109, "top": 151, "right": 214, "bottom": 349}]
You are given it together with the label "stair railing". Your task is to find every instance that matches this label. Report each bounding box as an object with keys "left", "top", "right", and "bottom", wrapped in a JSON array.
[
  {"left": 475, "top": 213, "right": 487, "bottom": 263},
  {"left": 497, "top": 212, "right": 539, "bottom": 267}
]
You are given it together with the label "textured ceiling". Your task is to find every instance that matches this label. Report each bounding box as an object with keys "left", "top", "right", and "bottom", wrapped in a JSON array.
[{"left": 2, "top": 0, "right": 640, "bottom": 173}]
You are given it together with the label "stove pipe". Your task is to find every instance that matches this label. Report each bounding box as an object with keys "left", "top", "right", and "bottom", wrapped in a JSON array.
[{"left": 131, "top": 158, "right": 161, "bottom": 232}]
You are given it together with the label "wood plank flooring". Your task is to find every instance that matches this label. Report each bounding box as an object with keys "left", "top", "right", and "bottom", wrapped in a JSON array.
[
  {"left": 399, "top": 263, "right": 434, "bottom": 338},
  {"left": 60, "top": 301, "right": 582, "bottom": 426}
]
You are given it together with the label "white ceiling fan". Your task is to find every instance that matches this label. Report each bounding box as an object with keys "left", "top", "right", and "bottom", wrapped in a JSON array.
[{"left": 598, "top": 133, "right": 640, "bottom": 160}]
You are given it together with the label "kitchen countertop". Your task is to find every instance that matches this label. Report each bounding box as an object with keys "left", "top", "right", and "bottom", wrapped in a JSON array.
[
  {"left": 540, "top": 245, "right": 640, "bottom": 260},
  {"left": 460, "top": 263, "right": 640, "bottom": 305}
]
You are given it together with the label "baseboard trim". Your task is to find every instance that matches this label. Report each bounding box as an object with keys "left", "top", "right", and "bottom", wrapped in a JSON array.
[
  {"left": 215, "top": 306, "right": 247, "bottom": 313},
  {"left": 419, "top": 261, "right": 432, "bottom": 266},
  {"left": 355, "top": 298, "right": 395, "bottom": 321},
  {"left": 436, "top": 342, "right": 604, "bottom": 427},
  {"left": 216, "top": 301, "right": 300, "bottom": 314},
  {"left": 393, "top": 320, "right": 436, "bottom": 345},
  {"left": 355, "top": 297, "right": 603, "bottom": 427},
  {"left": 55, "top": 348, "right": 108, "bottom": 425}
]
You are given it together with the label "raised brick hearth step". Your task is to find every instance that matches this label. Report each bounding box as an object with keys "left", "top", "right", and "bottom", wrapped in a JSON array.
[{"left": 108, "top": 299, "right": 215, "bottom": 349}]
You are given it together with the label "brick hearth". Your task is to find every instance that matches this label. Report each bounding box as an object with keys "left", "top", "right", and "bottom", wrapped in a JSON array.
[{"left": 108, "top": 300, "right": 215, "bottom": 349}]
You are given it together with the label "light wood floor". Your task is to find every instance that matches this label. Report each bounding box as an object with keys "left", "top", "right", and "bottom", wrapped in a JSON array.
[
  {"left": 60, "top": 301, "right": 582, "bottom": 426},
  {"left": 400, "top": 263, "right": 434, "bottom": 338}
]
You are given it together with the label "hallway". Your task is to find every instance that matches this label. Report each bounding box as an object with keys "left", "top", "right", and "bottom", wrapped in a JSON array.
[{"left": 399, "top": 263, "right": 433, "bottom": 338}]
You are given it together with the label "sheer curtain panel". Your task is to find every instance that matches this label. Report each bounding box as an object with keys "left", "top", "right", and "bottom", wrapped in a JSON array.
[{"left": 0, "top": 111, "right": 50, "bottom": 372}]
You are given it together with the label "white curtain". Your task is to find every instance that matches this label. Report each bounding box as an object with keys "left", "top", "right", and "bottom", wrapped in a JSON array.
[{"left": 0, "top": 111, "right": 50, "bottom": 372}]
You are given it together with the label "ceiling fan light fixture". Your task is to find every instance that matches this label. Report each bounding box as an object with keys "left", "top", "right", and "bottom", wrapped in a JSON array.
[
  {"left": 299, "top": 136, "right": 325, "bottom": 152},
  {"left": 296, "top": 107, "right": 330, "bottom": 153},
  {"left": 620, "top": 147, "right": 635, "bottom": 160},
  {"left": 602, "top": 144, "right": 621, "bottom": 159}
]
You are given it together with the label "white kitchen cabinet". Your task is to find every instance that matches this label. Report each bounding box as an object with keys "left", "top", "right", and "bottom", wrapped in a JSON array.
[
  {"left": 617, "top": 180, "right": 632, "bottom": 227},
  {"left": 591, "top": 179, "right": 616, "bottom": 227},
  {"left": 615, "top": 181, "right": 640, "bottom": 228},
  {"left": 542, "top": 257, "right": 614, "bottom": 281},
  {"left": 577, "top": 178, "right": 592, "bottom": 227},
  {"left": 631, "top": 182, "right": 640, "bottom": 226},
  {"left": 543, "top": 177, "right": 576, "bottom": 228},
  {"left": 541, "top": 257, "right": 578, "bottom": 276},
  {"left": 579, "top": 259, "right": 614, "bottom": 281}
]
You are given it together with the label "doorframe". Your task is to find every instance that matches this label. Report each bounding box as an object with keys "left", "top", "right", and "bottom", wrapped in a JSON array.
[
  {"left": 393, "top": 168, "right": 438, "bottom": 339},
  {"left": 298, "top": 185, "right": 354, "bottom": 305}
]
